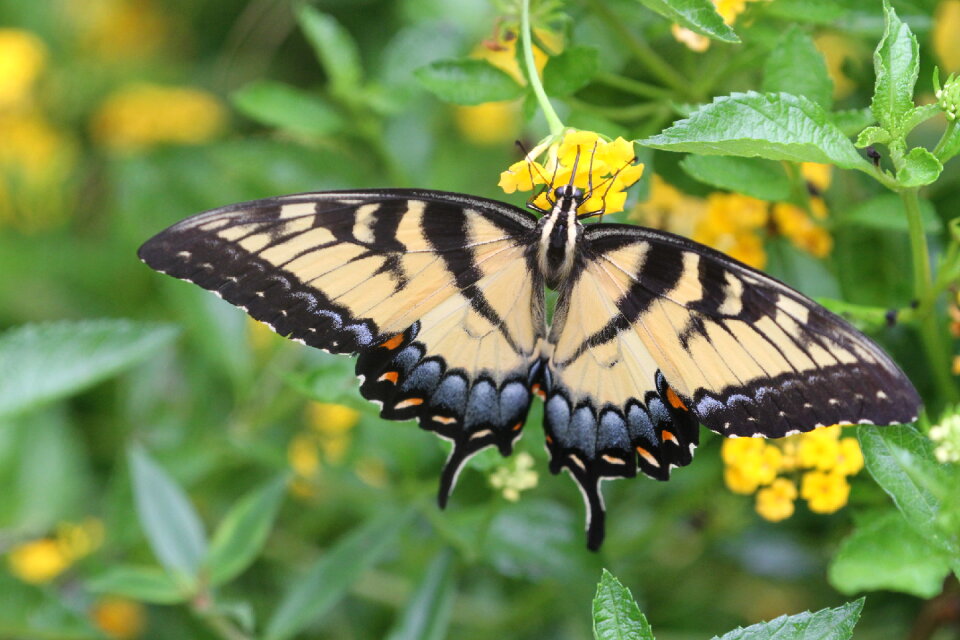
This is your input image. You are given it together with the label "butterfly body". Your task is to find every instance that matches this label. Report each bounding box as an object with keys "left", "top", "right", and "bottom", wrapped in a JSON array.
[{"left": 139, "top": 187, "right": 920, "bottom": 549}]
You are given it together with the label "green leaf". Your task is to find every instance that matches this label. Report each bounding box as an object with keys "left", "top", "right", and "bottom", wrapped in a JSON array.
[
  {"left": 415, "top": 59, "right": 524, "bottom": 106},
  {"left": 829, "top": 510, "right": 953, "bottom": 598},
  {"left": 593, "top": 569, "right": 654, "bottom": 640},
  {"left": 762, "top": 26, "right": 832, "bottom": 110},
  {"left": 832, "top": 109, "right": 876, "bottom": 137},
  {"left": 264, "top": 506, "right": 415, "bottom": 640},
  {"left": 939, "top": 122, "right": 960, "bottom": 162},
  {"left": 205, "top": 475, "right": 288, "bottom": 586},
  {"left": 871, "top": 1, "right": 919, "bottom": 134},
  {"left": 128, "top": 445, "right": 207, "bottom": 585},
  {"left": 896, "top": 147, "right": 943, "bottom": 187},
  {"left": 859, "top": 425, "right": 959, "bottom": 556},
  {"left": 761, "top": 0, "right": 855, "bottom": 24},
  {"left": 543, "top": 46, "right": 599, "bottom": 97},
  {"left": 232, "top": 81, "right": 343, "bottom": 137},
  {"left": 855, "top": 126, "right": 891, "bottom": 148},
  {"left": 712, "top": 599, "right": 863, "bottom": 640},
  {"left": 837, "top": 194, "right": 941, "bottom": 234},
  {"left": 0, "top": 320, "right": 177, "bottom": 420},
  {"left": 680, "top": 155, "right": 792, "bottom": 201},
  {"left": 638, "top": 92, "right": 872, "bottom": 171},
  {"left": 297, "top": 6, "right": 362, "bottom": 94},
  {"left": 86, "top": 565, "right": 190, "bottom": 605},
  {"left": 902, "top": 104, "right": 942, "bottom": 135},
  {"left": 384, "top": 548, "right": 456, "bottom": 640},
  {"left": 634, "top": 0, "right": 739, "bottom": 43}
]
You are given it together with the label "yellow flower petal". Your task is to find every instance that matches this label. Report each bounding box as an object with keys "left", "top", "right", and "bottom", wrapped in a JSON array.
[
  {"left": 0, "top": 29, "right": 47, "bottom": 109},
  {"left": 8, "top": 538, "right": 70, "bottom": 583},
  {"left": 934, "top": 0, "right": 960, "bottom": 72},
  {"left": 454, "top": 101, "right": 520, "bottom": 145},
  {"left": 801, "top": 470, "right": 850, "bottom": 513},
  {"left": 755, "top": 478, "right": 797, "bottom": 521},
  {"left": 92, "top": 597, "right": 146, "bottom": 640},
  {"left": 835, "top": 438, "right": 864, "bottom": 475},
  {"left": 672, "top": 25, "right": 711, "bottom": 52}
]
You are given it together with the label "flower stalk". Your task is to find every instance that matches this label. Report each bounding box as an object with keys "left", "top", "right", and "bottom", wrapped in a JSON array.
[{"left": 521, "top": 0, "right": 563, "bottom": 135}]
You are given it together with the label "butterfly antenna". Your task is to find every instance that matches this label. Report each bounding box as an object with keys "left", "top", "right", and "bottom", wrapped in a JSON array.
[
  {"left": 577, "top": 155, "right": 640, "bottom": 222},
  {"left": 568, "top": 145, "right": 582, "bottom": 189},
  {"left": 515, "top": 140, "right": 554, "bottom": 210}
]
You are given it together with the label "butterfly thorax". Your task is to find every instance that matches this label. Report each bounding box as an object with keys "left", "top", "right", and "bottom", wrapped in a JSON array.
[{"left": 536, "top": 187, "right": 583, "bottom": 290}]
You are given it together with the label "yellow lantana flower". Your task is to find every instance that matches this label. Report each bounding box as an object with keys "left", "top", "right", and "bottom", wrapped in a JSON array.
[
  {"left": 801, "top": 470, "right": 850, "bottom": 514},
  {"left": 0, "top": 29, "right": 47, "bottom": 110},
  {"left": 8, "top": 539, "right": 71, "bottom": 584},
  {"left": 499, "top": 129, "right": 643, "bottom": 215},
  {"left": 934, "top": 1, "right": 960, "bottom": 72},
  {"left": 91, "top": 597, "right": 146, "bottom": 640},
  {"left": 722, "top": 424, "right": 862, "bottom": 520},
  {"left": 672, "top": 0, "right": 769, "bottom": 51},
  {"left": 73, "top": 0, "right": 169, "bottom": 62},
  {"left": 454, "top": 27, "right": 560, "bottom": 145},
  {"left": 755, "top": 478, "right": 797, "bottom": 522},
  {"left": 814, "top": 33, "right": 862, "bottom": 100},
  {"left": 91, "top": 83, "right": 225, "bottom": 152},
  {"left": 693, "top": 193, "right": 769, "bottom": 269},
  {"left": 307, "top": 402, "right": 360, "bottom": 462}
]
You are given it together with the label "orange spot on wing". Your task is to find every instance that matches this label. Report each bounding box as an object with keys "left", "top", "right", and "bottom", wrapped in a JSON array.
[
  {"left": 512, "top": 421, "right": 523, "bottom": 431},
  {"left": 545, "top": 435, "right": 553, "bottom": 445},
  {"left": 661, "top": 430, "right": 677, "bottom": 443},
  {"left": 381, "top": 333, "right": 404, "bottom": 350},
  {"left": 378, "top": 371, "right": 399, "bottom": 383},
  {"left": 666, "top": 387, "right": 688, "bottom": 411},
  {"left": 394, "top": 398, "right": 424, "bottom": 409},
  {"left": 636, "top": 446, "right": 659, "bottom": 467},
  {"left": 531, "top": 383, "right": 546, "bottom": 400}
]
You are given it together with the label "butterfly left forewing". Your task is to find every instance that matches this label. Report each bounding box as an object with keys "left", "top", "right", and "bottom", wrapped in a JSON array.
[{"left": 139, "top": 189, "right": 546, "bottom": 506}]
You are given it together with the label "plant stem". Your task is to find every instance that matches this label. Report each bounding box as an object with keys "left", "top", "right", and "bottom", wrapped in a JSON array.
[
  {"left": 521, "top": 0, "right": 563, "bottom": 135},
  {"left": 193, "top": 594, "right": 253, "bottom": 640},
  {"left": 933, "top": 118, "right": 958, "bottom": 160},
  {"left": 900, "top": 187, "right": 960, "bottom": 404},
  {"left": 584, "top": 0, "right": 688, "bottom": 96},
  {"left": 565, "top": 97, "right": 665, "bottom": 121},
  {"left": 594, "top": 72, "right": 672, "bottom": 99}
]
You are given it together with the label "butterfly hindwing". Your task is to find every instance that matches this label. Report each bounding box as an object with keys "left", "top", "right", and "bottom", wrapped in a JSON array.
[{"left": 139, "top": 189, "right": 546, "bottom": 504}]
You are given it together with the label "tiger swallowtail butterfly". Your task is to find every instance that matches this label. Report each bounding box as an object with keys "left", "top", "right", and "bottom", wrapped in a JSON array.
[{"left": 139, "top": 182, "right": 921, "bottom": 549}]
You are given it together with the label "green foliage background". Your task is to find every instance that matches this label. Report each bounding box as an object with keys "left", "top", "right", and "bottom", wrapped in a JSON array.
[{"left": 0, "top": 0, "right": 958, "bottom": 639}]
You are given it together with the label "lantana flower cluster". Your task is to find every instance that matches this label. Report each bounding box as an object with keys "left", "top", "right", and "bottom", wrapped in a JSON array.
[
  {"left": 929, "top": 409, "right": 960, "bottom": 463},
  {"left": 633, "top": 163, "right": 832, "bottom": 269},
  {"left": 722, "top": 425, "right": 864, "bottom": 521},
  {"left": 499, "top": 129, "right": 644, "bottom": 215}
]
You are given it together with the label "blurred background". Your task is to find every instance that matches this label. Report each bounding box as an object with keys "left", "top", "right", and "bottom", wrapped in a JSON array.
[{"left": 0, "top": 0, "right": 958, "bottom": 638}]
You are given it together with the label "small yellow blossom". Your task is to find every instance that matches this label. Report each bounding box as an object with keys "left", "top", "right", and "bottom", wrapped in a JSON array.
[
  {"left": 772, "top": 203, "right": 833, "bottom": 258},
  {"left": 454, "top": 101, "right": 521, "bottom": 145},
  {"left": 835, "top": 438, "right": 865, "bottom": 475},
  {"left": 0, "top": 29, "right": 47, "bottom": 110},
  {"left": 488, "top": 451, "right": 538, "bottom": 501},
  {"left": 631, "top": 175, "right": 707, "bottom": 238},
  {"left": 721, "top": 436, "right": 766, "bottom": 465},
  {"left": 693, "top": 193, "right": 769, "bottom": 269},
  {"left": 724, "top": 464, "right": 762, "bottom": 494},
  {"left": 815, "top": 33, "right": 861, "bottom": 100},
  {"left": 91, "top": 597, "right": 146, "bottom": 640},
  {"left": 499, "top": 130, "right": 643, "bottom": 215},
  {"left": 288, "top": 433, "right": 320, "bottom": 477},
  {"left": 71, "top": 0, "right": 169, "bottom": 62},
  {"left": 8, "top": 539, "right": 71, "bottom": 583},
  {"left": 934, "top": 1, "right": 960, "bottom": 72},
  {"left": 6, "top": 518, "right": 104, "bottom": 584},
  {"left": 801, "top": 163, "right": 832, "bottom": 193},
  {"left": 307, "top": 402, "right": 360, "bottom": 436},
  {"left": 671, "top": 25, "right": 710, "bottom": 52},
  {"left": 91, "top": 84, "right": 225, "bottom": 152},
  {"left": 307, "top": 402, "right": 360, "bottom": 462},
  {"left": 801, "top": 470, "right": 850, "bottom": 513},
  {"left": 672, "top": 0, "right": 769, "bottom": 51},
  {"left": 755, "top": 477, "right": 797, "bottom": 521},
  {"left": 797, "top": 425, "right": 841, "bottom": 470}
]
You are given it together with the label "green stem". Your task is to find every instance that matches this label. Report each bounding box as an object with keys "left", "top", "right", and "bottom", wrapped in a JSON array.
[
  {"left": 521, "top": 0, "right": 563, "bottom": 135},
  {"left": 933, "top": 118, "right": 958, "bottom": 160},
  {"left": 900, "top": 188, "right": 959, "bottom": 404},
  {"left": 584, "top": 0, "right": 688, "bottom": 95},
  {"left": 193, "top": 595, "right": 253, "bottom": 640},
  {"left": 564, "top": 97, "right": 665, "bottom": 121},
  {"left": 594, "top": 72, "right": 672, "bottom": 99}
]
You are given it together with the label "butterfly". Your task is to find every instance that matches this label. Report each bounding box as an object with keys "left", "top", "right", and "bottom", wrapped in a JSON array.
[{"left": 139, "top": 181, "right": 921, "bottom": 549}]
